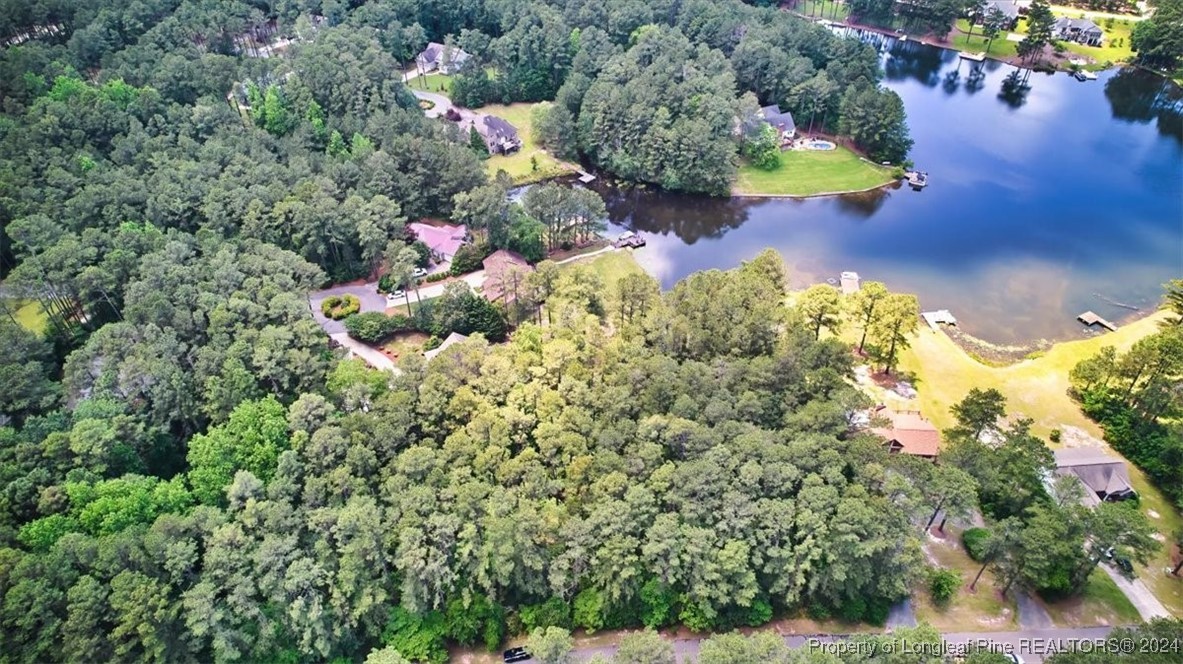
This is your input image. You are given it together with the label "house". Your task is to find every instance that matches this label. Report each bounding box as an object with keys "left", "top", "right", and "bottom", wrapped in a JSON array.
[
  {"left": 482, "top": 250, "right": 534, "bottom": 304},
  {"left": 1053, "top": 17, "right": 1103, "bottom": 46},
  {"left": 1054, "top": 448, "right": 1137, "bottom": 506},
  {"left": 409, "top": 222, "right": 468, "bottom": 262},
  {"left": 759, "top": 104, "right": 796, "bottom": 140},
  {"left": 473, "top": 115, "right": 522, "bottom": 155},
  {"left": 871, "top": 410, "right": 941, "bottom": 460},
  {"left": 424, "top": 332, "right": 468, "bottom": 361},
  {"left": 977, "top": 0, "right": 1028, "bottom": 29},
  {"left": 416, "top": 41, "right": 471, "bottom": 75}
]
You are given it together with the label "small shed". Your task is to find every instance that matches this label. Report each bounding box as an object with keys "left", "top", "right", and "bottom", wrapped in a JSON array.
[{"left": 840, "top": 271, "right": 861, "bottom": 295}]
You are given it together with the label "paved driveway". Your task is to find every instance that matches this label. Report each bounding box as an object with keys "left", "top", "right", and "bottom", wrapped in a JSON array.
[
  {"left": 307, "top": 282, "right": 384, "bottom": 334},
  {"left": 1102, "top": 563, "right": 1170, "bottom": 621}
]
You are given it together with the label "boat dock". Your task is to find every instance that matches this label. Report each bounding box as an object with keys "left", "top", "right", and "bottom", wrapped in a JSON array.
[
  {"left": 959, "top": 51, "right": 986, "bottom": 62},
  {"left": 1077, "top": 311, "right": 1117, "bottom": 332},
  {"left": 905, "top": 170, "right": 929, "bottom": 189},
  {"left": 614, "top": 231, "right": 646, "bottom": 248},
  {"left": 922, "top": 309, "right": 957, "bottom": 330},
  {"left": 577, "top": 170, "right": 596, "bottom": 184}
]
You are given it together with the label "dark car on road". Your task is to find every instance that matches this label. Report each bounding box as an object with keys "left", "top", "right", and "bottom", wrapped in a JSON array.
[{"left": 503, "top": 646, "right": 531, "bottom": 663}]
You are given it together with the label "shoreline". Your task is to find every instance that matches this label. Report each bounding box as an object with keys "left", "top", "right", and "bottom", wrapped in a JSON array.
[{"left": 731, "top": 178, "right": 901, "bottom": 200}]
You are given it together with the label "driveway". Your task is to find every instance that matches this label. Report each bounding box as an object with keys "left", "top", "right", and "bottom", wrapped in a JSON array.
[
  {"left": 307, "top": 282, "right": 385, "bottom": 334},
  {"left": 330, "top": 333, "right": 396, "bottom": 372},
  {"left": 1016, "top": 591, "right": 1054, "bottom": 630},
  {"left": 1102, "top": 564, "right": 1170, "bottom": 621},
  {"left": 884, "top": 598, "right": 917, "bottom": 629}
]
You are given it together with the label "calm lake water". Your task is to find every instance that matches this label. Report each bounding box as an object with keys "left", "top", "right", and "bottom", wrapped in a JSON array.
[{"left": 598, "top": 41, "right": 1183, "bottom": 345}]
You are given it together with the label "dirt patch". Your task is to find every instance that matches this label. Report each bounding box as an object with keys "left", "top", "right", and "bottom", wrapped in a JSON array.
[
  {"left": 942, "top": 325, "right": 1054, "bottom": 365},
  {"left": 380, "top": 331, "right": 430, "bottom": 361},
  {"left": 1058, "top": 425, "right": 1107, "bottom": 448}
]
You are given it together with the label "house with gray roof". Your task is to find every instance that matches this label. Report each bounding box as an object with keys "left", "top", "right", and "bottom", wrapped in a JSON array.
[
  {"left": 1053, "top": 447, "right": 1136, "bottom": 506},
  {"left": 978, "top": 0, "right": 1028, "bottom": 29},
  {"left": 416, "top": 41, "right": 471, "bottom": 74},
  {"left": 473, "top": 115, "right": 522, "bottom": 155},
  {"left": 759, "top": 104, "right": 796, "bottom": 140},
  {"left": 1053, "top": 17, "right": 1104, "bottom": 46}
]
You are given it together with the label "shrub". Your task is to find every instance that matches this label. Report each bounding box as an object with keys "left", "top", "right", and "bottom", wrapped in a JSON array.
[
  {"left": 425, "top": 272, "right": 449, "bottom": 283},
  {"left": 1049, "top": 428, "right": 1062, "bottom": 443},
  {"left": 963, "top": 527, "right": 992, "bottom": 562},
  {"left": 344, "top": 312, "right": 413, "bottom": 343},
  {"left": 929, "top": 568, "right": 961, "bottom": 606},
  {"left": 378, "top": 273, "right": 396, "bottom": 293},
  {"left": 520, "top": 597, "right": 572, "bottom": 631},
  {"left": 423, "top": 335, "right": 442, "bottom": 351},
  {"left": 450, "top": 242, "right": 490, "bottom": 276},
  {"left": 321, "top": 294, "right": 360, "bottom": 320},
  {"left": 806, "top": 603, "right": 832, "bottom": 622}
]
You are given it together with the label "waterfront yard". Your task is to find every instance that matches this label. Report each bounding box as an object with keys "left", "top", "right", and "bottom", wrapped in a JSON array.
[
  {"left": 481, "top": 102, "right": 576, "bottom": 184},
  {"left": 1060, "top": 18, "right": 1136, "bottom": 66},
  {"left": 734, "top": 146, "right": 897, "bottom": 197},
  {"left": 898, "top": 310, "right": 1183, "bottom": 617},
  {"left": 951, "top": 20, "right": 1020, "bottom": 58}
]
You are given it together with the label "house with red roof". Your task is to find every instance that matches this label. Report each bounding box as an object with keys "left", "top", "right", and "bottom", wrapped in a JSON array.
[
  {"left": 871, "top": 410, "right": 941, "bottom": 460},
  {"left": 409, "top": 222, "right": 468, "bottom": 263}
]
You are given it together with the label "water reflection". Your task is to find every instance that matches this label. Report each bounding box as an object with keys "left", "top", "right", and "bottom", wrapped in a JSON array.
[{"left": 596, "top": 41, "right": 1182, "bottom": 344}]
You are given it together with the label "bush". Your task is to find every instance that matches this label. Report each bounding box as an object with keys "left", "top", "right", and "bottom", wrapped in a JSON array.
[
  {"left": 806, "top": 603, "right": 832, "bottom": 621},
  {"left": 321, "top": 294, "right": 360, "bottom": 320},
  {"left": 1049, "top": 428, "right": 1061, "bottom": 443},
  {"left": 450, "top": 242, "right": 491, "bottom": 276},
  {"left": 520, "top": 597, "right": 572, "bottom": 631},
  {"left": 423, "top": 335, "right": 442, "bottom": 351},
  {"left": 424, "top": 272, "right": 449, "bottom": 283},
  {"left": 929, "top": 568, "right": 961, "bottom": 606},
  {"left": 343, "top": 312, "right": 413, "bottom": 343},
  {"left": 962, "top": 527, "right": 992, "bottom": 562},
  {"left": 378, "top": 273, "right": 396, "bottom": 293}
]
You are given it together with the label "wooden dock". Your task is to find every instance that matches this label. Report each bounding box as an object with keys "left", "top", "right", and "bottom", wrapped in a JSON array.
[
  {"left": 577, "top": 170, "right": 596, "bottom": 184},
  {"left": 1077, "top": 311, "right": 1117, "bottom": 332}
]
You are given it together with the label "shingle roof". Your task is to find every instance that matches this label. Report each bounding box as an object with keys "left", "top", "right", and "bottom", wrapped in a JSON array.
[
  {"left": 1054, "top": 447, "right": 1134, "bottom": 497},
  {"left": 871, "top": 411, "right": 941, "bottom": 457},
  {"left": 482, "top": 250, "right": 533, "bottom": 302},
  {"left": 409, "top": 222, "right": 467, "bottom": 259}
]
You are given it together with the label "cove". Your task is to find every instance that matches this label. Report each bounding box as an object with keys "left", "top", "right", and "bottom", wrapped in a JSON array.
[{"left": 595, "top": 42, "right": 1183, "bottom": 345}]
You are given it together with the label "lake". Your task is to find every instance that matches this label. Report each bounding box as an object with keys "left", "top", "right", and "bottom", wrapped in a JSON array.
[{"left": 597, "top": 41, "right": 1183, "bottom": 345}]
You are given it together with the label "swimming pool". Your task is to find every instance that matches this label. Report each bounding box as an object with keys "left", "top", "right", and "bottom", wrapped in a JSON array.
[{"left": 804, "top": 139, "right": 837, "bottom": 151}]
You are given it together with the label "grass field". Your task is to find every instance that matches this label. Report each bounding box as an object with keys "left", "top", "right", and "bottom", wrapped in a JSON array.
[
  {"left": 481, "top": 102, "right": 576, "bottom": 185},
  {"left": 951, "top": 20, "right": 1020, "bottom": 58},
  {"left": 10, "top": 299, "right": 48, "bottom": 334},
  {"left": 1059, "top": 17, "right": 1136, "bottom": 65},
  {"left": 407, "top": 72, "right": 454, "bottom": 96},
  {"left": 897, "top": 310, "right": 1183, "bottom": 617},
  {"left": 1043, "top": 569, "right": 1142, "bottom": 626},
  {"left": 792, "top": 0, "right": 850, "bottom": 20},
  {"left": 734, "top": 146, "right": 897, "bottom": 197},
  {"left": 916, "top": 528, "right": 1018, "bottom": 632}
]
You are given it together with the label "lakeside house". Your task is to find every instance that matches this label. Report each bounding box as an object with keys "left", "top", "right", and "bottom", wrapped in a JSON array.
[
  {"left": 482, "top": 250, "right": 534, "bottom": 304},
  {"left": 1053, "top": 448, "right": 1136, "bottom": 506},
  {"left": 871, "top": 410, "right": 941, "bottom": 460},
  {"left": 416, "top": 41, "right": 471, "bottom": 74},
  {"left": 409, "top": 221, "right": 468, "bottom": 263},
  {"left": 977, "top": 0, "right": 1028, "bottom": 29},
  {"left": 758, "top": 104, "right": 797, "bottom": 142},
  {"left": 1052, "top": 17, "right": 1104, "bottom": 46},
  {"left": 472, "top": 115, "right": 522, "bottom": 155}
]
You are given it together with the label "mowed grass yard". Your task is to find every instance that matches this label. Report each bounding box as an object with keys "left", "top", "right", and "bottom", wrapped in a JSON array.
[
  {"left": 1060, "top": 17, "right": 1136, "bottom": 65},
  {"left": 951, "top": 19, "right": 1020, "bottom": 58},
  {"left": 408, "top": 72, "right": 454, "bottom": 96},
  {"left": 9, "top": 299, "right": 48, "bottom": 334},
  {"left": 734, "top": 146, "right": 896, "bottom": 197},
  {"left": 481, "top": 102, "right": 576, "bottom": 185},
  {"left": 897, "top": 310, "right": 1183, "bottom": 618}
]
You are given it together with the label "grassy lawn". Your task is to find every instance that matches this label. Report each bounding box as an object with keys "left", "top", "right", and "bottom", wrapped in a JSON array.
[
  {"left": 407, "top": 72, "right": 454, "bottom": 96},
  {"left": 793, "top": 0, "right": 850, "bottom": 20},
  {"left": 733, "top": 147, "right": 896, "bottom": 197},
  {"left": 481, "top": 102, "right": 576, "bottom": 185},
  {"left": 897, "top": 310, "right": 1183, "bottom": 617},
  {"left": 561, "top": 250, "right": 644, "bottom": 290},
  {"left": 952, "top": 20, "right": 1020, "bottom": 58},
  {"left": 381, "top": 331, "right": 430, "bottom": 362},
  {"left": 10, "top": 299, "right": 48, "bottom": 334},
  {"left": 1043, "top": 569, "right": 1142, "bottom": 627},
  {"left": 917, "top": 528, "right": 1018, "bottom": 631}
]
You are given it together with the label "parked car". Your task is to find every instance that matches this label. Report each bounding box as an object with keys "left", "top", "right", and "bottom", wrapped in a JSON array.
[
  {"left": 503, "top": 646, "right": 531, "bottom": 663},
  {"left": 386, "top": 290, "right": 405, "bottom": 304},
  {"left": 1114, "top": 556, "right": 1134, "bottom": 575},
  {"left": 413, "top": 267, "right": 428, "bottom": 278}
]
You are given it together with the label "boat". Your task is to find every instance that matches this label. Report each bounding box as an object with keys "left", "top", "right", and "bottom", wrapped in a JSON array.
[
  {"left": 1073, "top": 70, "right": 1097, "bottom": 81},
  {"left": 904, "top": 170, "right": 929, "bottom": 189},
  {"left": 959, "top": 51, "right": 986, "bottom": 62}
]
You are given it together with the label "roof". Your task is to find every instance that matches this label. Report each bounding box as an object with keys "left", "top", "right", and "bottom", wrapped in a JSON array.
[
  {"left": 424, "top": 332, "right": 468, "bottom": 361},
  {"left": 482, "top": 250, "right": 534, "bottom": 302},
  {"left": 840, "top": 271, "right": 861, "bottom": 295},
  {"left": 1054, "top": 448, "right": 1134, "bottom": 498},
  {"left": 922, "top": 310, "right": 957, "bottom": 329},
  {"left": 871, "top": 410, "right": 941, "bottom": 457},
  {"left": 418, "top": 42, "right": 471, "bottom": 66},
  {"left": 985, "top": 0, "right": 1023, "bottom": 19},
  {"left": 409, "top": 222, "right": 467, "bottom": 259},
  {"left": 759, "top": 104, "right": 796, "bottom": 135},
  {"left": 1054, "top": 17, "right": 1102, "bottom": 33},
  {"left": 477, "top": 115, "right": 519, "bottom": 142}
]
